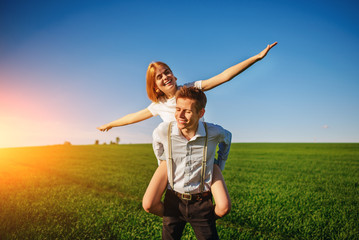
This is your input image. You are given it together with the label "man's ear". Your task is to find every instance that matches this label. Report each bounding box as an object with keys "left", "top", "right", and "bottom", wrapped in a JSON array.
[{"left": 199, "top": 108, "right": 205, "bottom": 118}]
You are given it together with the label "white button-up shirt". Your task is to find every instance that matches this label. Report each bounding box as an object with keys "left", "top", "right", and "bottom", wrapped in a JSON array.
[{"left": 152, "top": 121, "right": 231, "bottom": 194}]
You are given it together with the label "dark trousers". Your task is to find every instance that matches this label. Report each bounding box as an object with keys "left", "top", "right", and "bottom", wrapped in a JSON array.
[{"left": 162, "top": 190, "right": 219, "bottom": 240}]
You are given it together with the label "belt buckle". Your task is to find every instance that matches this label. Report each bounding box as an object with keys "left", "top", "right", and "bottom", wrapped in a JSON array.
[{"left": 181, "top": 193, "right": 192, "bottom": 200}]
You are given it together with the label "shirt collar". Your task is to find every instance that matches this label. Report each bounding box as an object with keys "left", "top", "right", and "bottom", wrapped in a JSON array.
[{"left": 173, "top": 121, "right": 206, "bottom": 141}]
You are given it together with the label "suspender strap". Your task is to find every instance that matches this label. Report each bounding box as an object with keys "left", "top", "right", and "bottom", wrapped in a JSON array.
[
  {"left": 167, "top": 122, "right": 208, "bottom": 192},
  {"left": 200, "top": 122, "right": 208, "bottom": 193},
  {"left": 168, "top": 122, "right": 174, "bottom": 189}
]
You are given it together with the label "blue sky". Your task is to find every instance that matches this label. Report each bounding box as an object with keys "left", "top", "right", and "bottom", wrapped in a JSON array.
[{"left": 1, "top": 0, "right": 358, "bottom": 147}]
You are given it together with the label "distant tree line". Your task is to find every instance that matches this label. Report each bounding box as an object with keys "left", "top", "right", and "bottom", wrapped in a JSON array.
[{"left": 95, "top": 137, "right": 120, "bottom": 145}]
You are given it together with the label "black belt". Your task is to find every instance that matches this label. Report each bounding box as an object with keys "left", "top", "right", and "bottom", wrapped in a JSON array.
[{"left": 171, "top": 190, "right": 211, "bottom": 201}]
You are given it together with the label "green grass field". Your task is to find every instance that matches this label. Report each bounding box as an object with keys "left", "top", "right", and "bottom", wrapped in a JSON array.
[{"left": 0, "top": 143, "right": 358, "bottom": 239}]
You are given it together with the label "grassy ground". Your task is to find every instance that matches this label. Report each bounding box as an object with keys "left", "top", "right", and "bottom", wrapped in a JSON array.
[{"left": 0, "top": 143, "right": 358, "bottom": 239}]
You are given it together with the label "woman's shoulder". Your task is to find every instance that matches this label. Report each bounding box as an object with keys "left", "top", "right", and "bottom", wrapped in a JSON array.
[{"left": 148, "top": 96, "right": 171, "bottom": 108}]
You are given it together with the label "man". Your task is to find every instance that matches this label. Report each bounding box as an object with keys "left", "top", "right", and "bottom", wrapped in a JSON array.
[{"left": 152, "top": 86, "right": 232, "bottom": 240}]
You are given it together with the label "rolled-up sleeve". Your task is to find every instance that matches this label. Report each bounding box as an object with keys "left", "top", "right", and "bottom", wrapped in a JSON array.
[
  {"left": 216, "top": 128, "right": 232, "bottom": 171},
  {"left": 183, "top": 80, "right": 202, "bottom": 90}
]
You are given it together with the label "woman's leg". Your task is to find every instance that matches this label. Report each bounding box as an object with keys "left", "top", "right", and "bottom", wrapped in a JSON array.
[
  {"left": 142, "top": 160, "right": 168, "bottom": 217},
  {"left": 211, "top": 164, "right": 231, "bottom": 218}
]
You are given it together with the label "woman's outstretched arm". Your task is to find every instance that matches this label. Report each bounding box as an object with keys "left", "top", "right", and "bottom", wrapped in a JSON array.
[
  {"left": 97, "top": 108, "right": 154, "bottom": 131},
  {"left": 201, "top": 42, "right": 277, "bottom": 91}
]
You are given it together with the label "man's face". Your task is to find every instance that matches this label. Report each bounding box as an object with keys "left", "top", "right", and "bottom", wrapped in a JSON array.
[{"left": 175, "top": 97, "right": 204, "bottom": 132}]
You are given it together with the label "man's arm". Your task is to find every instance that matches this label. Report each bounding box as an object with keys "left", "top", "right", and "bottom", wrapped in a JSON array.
[{"left": 216, "top": 128, "right": 232, "bottom": 171}]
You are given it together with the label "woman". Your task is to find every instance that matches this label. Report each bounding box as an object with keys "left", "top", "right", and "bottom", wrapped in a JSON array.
[{"left": 97, "top": 42, "right": 277, "bottom": 218}]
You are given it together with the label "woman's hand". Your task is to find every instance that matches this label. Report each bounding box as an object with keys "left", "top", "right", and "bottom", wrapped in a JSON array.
[
  {"left": 257, "top": 42, "right": 277, "bottom": 60},
  {"left": 97, "top": 124, "right": 112, "bottom": 132},
  {"left": 201, "top": 42, "right": 278, "bottom": 91}
]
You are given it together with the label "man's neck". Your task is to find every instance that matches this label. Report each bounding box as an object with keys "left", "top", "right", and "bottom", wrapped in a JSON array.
[{"left": 179, "top": 123, "right": 199, "bottom": 140}]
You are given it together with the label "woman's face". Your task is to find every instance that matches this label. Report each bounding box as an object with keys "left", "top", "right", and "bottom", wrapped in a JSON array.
[{"left": 155, "top": 65, "right": 177, "bottom": 97}]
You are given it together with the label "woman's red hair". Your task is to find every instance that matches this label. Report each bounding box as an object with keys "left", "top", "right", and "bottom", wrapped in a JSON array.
[{"left": 146, "top": 61, "right": 171, "bottom": 102}]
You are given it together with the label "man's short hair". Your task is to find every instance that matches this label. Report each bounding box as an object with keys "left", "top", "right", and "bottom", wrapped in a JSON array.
[{"left": 175, "top": 86, "right": 207, "bottom": 113}]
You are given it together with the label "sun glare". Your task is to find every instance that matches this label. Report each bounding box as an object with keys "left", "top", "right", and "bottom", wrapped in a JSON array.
[{"left": 0, "top": 146, "right": 65, "bottom": 190}]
